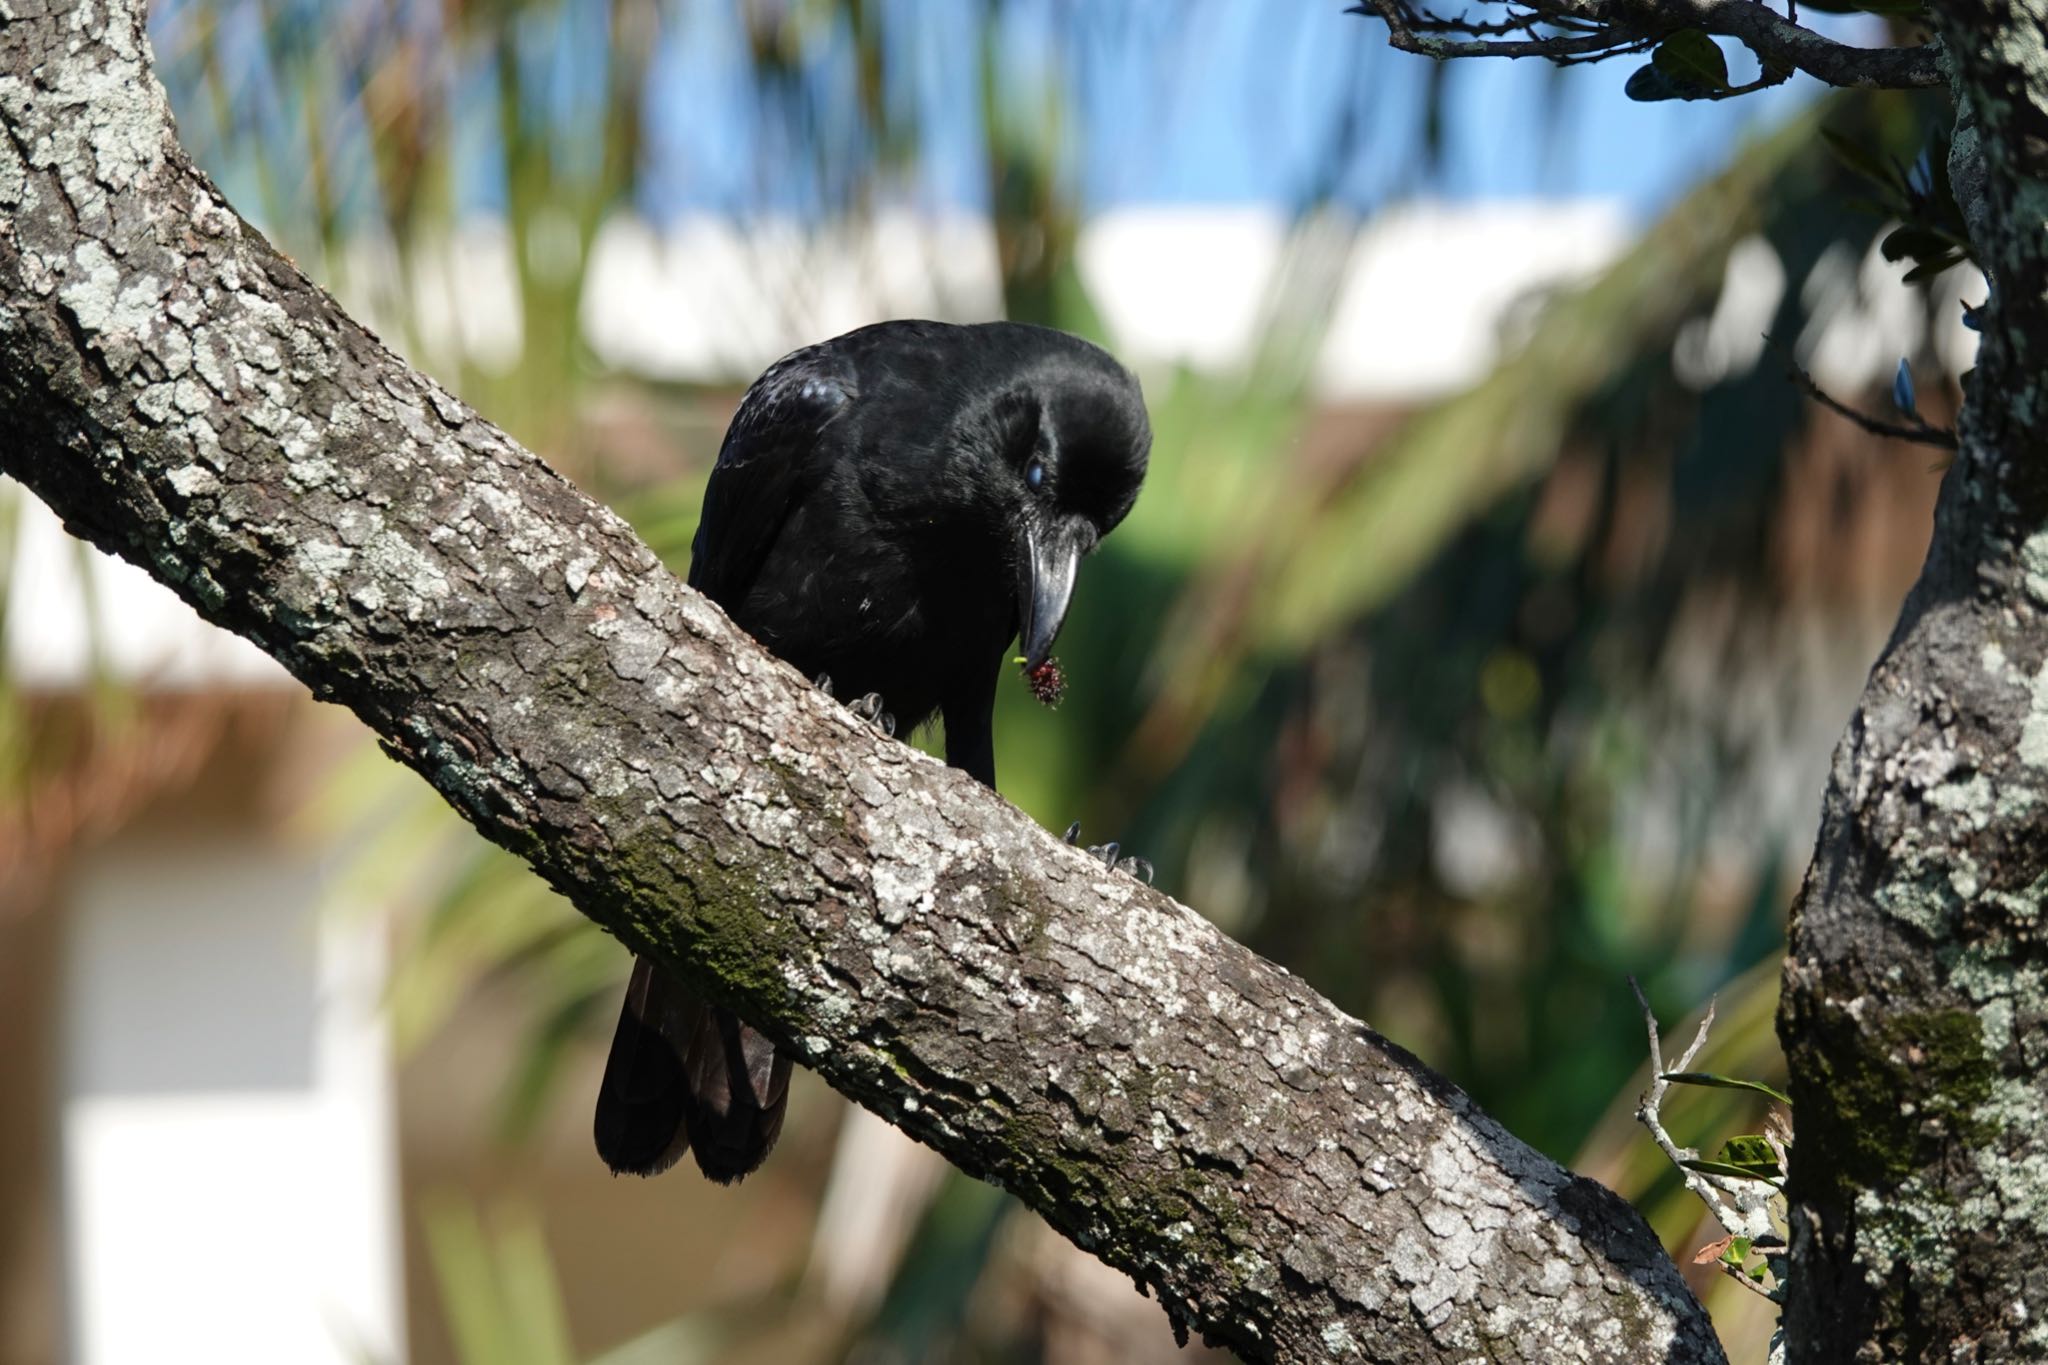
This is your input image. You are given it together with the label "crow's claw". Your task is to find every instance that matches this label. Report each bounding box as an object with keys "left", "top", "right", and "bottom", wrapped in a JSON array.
[
  {"left": 1064, "top": 822, "right": 1153, "bottom": 882},
  {"left": 847, "top": 692, "right": 894, "bottom": 736}
]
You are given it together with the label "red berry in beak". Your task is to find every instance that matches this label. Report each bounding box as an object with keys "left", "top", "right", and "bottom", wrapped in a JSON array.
[{"left": 1024, "top": 657, "right": 1066, "bottom": 707}]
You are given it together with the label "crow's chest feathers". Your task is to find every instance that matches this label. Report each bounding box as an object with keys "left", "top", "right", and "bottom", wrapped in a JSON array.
[{"left": 739, "top": 510, "right": 922, "bottom": 650}]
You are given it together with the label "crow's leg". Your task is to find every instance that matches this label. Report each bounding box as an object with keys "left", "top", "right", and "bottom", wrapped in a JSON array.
[{"left": 1062, "top": 822, "right": 1153, "bottom": 884}]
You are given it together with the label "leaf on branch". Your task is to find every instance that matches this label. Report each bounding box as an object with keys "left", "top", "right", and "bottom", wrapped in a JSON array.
[
  {"left": 1624, "top": 65, "right": 1680, "bottom": 101},
  {"left": 1628, "top": 33, "right": 1731, "bottom": 101},
  {"left": 1681, "top": 1135, "right": 1783, "bottom": 1182},
  {"left": 1720, "top": 1134, "right": 1779, "bottom": 1170},
  {"left": 1681, "top": 1157, "right": 1783, "bottom": 1182},
  {"left": 1902, "top": 253, "right": 1965, "bottom": 283},
  {"left": 1659, "top": 1071, "right": 1792, "bottom": 1105},
  {"left": 1652, "top": 31, "right": 1729, "bottom": 90},
  {"left": 1892, "top": 358, "right": 1918, "bottom": 415},
  {"left": 1693, "top": 1234, "right": 1735, "bottom": 1264},
  {"left": 1881, "top": 224, "right": 1957, "bottom": 264}
]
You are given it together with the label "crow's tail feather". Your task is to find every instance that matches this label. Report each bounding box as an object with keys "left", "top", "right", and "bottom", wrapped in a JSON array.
[{"left": 593, "top": 955, "right": 790, "bottom": 1183}]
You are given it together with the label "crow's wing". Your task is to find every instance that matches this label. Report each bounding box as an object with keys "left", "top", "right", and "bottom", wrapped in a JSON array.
[{"left": 688, "top": 345, "right": 859, "bottom": 608}]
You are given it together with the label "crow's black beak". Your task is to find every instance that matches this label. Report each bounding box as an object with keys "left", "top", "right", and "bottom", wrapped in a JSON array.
[{"left": 1018, "top": 520, "right": 1083, "bottom": 670}]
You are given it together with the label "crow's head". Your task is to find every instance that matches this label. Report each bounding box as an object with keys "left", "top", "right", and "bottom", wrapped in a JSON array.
[{"left": 959, "top": 328, "right": 1150, "bottom": 670}]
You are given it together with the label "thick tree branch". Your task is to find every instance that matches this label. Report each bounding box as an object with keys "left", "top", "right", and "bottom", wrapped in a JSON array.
[
  {"left": 0, "top": 2, "right": 1719, "bottom": 1360},
  {"left": 1348, "top": 0, "right": 1944, "bottom": 89}
]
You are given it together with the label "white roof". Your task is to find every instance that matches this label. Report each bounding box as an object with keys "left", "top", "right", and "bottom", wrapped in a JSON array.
[{"left": 572, "top": 200, "right": 1635, "bottom": 400}]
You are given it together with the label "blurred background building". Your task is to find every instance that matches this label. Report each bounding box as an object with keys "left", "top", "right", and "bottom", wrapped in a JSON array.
[{"left": 0, "top": 1, "right": 1976, "bottom": 1362}]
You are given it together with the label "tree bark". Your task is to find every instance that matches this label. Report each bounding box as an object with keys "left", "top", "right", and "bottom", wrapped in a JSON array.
[
  {"left": 1779, "top": 1, "right": 2048, "bottom": 1359},
  {"left": 0, "top": 2, "right": 1719, "bottom": 1361}
]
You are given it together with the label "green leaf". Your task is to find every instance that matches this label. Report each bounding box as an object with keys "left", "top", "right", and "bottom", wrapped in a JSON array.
[
  {"left": 1681, "top": 1158, "right": 1783, "bottom": 1183},
  {"left": 1624, "top": 64, "right": 1688, "bottom": 102},
  {"left": 1683, "top": 1135, "right": 1784, "bottom": 1182},
  {"left": 1891, "top": 358, "right": 1918, "bottom": 416},
  {"left": 1720, "top": 1134, "right": 1780, "bottom": 1171},
  {"left": 1660, "top": 1071, "right": 1792, "bottom": 1106},
  {"left": 1729, "top": 1236, "right": 1754, "bottom": 1260},
  {"left": 1881, "top": 225, "right": 1957, "bottom": 263},
  {"left": 1652, "top": 31, "right": 1729, "bottom": 92},
  {"left": 1903, "top": 252, "right": 1964, "bottom": 283},
  {"left": 1821, "top": 127, "right": 1904, "bottom": 194}
]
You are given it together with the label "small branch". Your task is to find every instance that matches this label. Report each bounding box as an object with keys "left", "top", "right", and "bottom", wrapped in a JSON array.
[
  {"left": 1630, "top": 979, "right": 1785, "bottom": 1304},
  {"left": 1770, "top": 340, "right": 1960, "bottom": 451},
  {"left": 1347, "top": 0, "right": 1943, "bottom": 90},
  {"left": 1631, "top": 978, "right": 1726, "bottom": 1195},
  {"left": 1347, "top": 0, "right": 1651, "bottom": 60},
  {"left": 1551, "top": 36, "right": 1660, "bottom": 65},
  {"left": 1400, "top": 3, "right": 1550, "bottom": 35},
  {"left": 1676, "top": 57, "right": 1797, "bottom": 99}
]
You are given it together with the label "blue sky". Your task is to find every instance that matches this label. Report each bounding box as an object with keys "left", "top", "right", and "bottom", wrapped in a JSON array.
[
  {"left": 636, "top": 0, "right": 1880, "bottom": 223},
  {"left": 155, "top": 0, "right": 1887, "bottom": 233}
]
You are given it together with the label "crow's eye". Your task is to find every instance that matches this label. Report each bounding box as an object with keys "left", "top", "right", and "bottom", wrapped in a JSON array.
[{"left": 1025, "top": 456, "right": 1046, "bottom": 491}]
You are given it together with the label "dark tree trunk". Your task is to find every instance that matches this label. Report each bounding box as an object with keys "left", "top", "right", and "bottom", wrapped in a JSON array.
[{"left": 1779, "top": 2, "right": 2048, "bottom": 1359}]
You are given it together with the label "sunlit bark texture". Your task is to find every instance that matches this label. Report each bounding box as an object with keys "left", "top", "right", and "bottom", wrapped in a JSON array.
[{"left": 0, "top": 2, "right": 1721, "bottom": 1361}]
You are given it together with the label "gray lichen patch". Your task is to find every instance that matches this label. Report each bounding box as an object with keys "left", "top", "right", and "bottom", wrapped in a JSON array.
[{"left": 2021, "top": 659, "right": 2048, "bottom": 768}]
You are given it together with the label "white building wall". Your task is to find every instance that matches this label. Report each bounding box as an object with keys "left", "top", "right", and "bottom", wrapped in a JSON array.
[{"left": 59, "top": 840, "right": 404, "bottom": 1365}]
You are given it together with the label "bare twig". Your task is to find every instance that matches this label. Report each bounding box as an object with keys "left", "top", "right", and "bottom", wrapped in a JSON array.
[
  {"left": 1766, "top": 336, "right": 1960, "bottom": 451},
  {"left": 1629, "top": 978, "right": 1785, "bottom": 1303},
  {"left": 1788, "top": 364, "right": 1959, "bottom": 449}
]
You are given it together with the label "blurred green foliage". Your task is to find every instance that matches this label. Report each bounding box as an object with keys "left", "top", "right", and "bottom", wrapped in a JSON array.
[{"left": 27, "top": 0, "right": 1961, "bottom": 1358}]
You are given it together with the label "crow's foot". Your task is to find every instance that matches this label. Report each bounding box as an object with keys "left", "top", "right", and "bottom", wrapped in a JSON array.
[
  {"left": 849, "top": 691, "right": 896, "bottom": 738},
  {"left": 816, "top": 675, "right": 896, "bottom": 736},
  {"left": 1062, "top": 822, "right": 1153, "bottom": 883}
]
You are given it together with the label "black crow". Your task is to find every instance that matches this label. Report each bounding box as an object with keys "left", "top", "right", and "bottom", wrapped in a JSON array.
[{"left": 594, "top": 319, "right": 1152, "bottom": 1183}]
